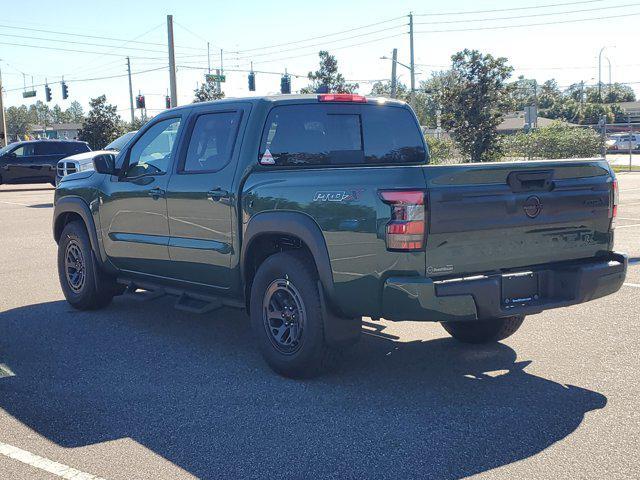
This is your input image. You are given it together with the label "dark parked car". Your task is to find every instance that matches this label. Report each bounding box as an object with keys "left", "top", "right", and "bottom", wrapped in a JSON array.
[{"left": 0, "top": 140, "right": 90, "bottom": 186}]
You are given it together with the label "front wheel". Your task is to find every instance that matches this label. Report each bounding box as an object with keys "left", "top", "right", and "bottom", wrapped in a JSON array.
[
  {"left": 441, "top": 315, "right": 525, "bottom": 344},
  {"left": 250, "top": 251, "right": 340, "bottom": 378},
  {"left": 57, "top": 221, "right": 117, "bottom": 310}
]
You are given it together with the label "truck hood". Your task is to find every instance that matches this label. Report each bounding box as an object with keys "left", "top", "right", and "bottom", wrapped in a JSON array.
[{"left": 59, "top": 150, "right": 113, "bottom": 164}]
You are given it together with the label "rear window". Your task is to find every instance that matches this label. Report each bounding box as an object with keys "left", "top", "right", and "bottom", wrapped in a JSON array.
[{"left": 259, "top": 104, "right": 426, "bottom": 166}]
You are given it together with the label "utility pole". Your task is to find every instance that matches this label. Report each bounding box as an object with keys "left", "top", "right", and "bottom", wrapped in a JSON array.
[
  {"left": 390, "top": 48, "right": 398, "bottom": 99},
  {"left": 409, "top": 12, "right": 416, "bottom": 109},
  {"left": 126, "top": 57, "right": 134, "bottom": 124},
  {"left": 167, "top": 14, "right": 178, "bottom": 108},
  {"left": 0, "top": 63, "right": 7, "bottom": 147},
  {"left": 207, "top": 42, "right": 211, "bottom": 74}
]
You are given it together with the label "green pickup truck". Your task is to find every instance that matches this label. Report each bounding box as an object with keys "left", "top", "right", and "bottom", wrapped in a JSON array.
[{"left": 53, "top": 94, "right": 627, "bottom": 377}]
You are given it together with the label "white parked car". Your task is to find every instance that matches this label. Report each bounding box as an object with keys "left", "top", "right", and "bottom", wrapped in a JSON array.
[
  {"left": 56, "top": 131, "right": 137, "bottom": 184},
  {"left": 606, "top": 133, "right": 640, "bottom": 151}
]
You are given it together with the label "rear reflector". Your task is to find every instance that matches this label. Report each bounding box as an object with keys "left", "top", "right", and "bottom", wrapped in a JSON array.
[
  {"left": 380, "top": 190, "right": 426, "bottom": 251},
  {"left": 317, "top": 93, "right": 367, "bottom": 103}
]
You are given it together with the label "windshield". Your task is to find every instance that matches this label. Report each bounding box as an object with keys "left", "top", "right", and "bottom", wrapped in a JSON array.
[
  {"left": 0, "top": 143, "right": 17, "bottom": 155},
  {"left": 104, "top": 131, "right": 137, "bottom": 151}
]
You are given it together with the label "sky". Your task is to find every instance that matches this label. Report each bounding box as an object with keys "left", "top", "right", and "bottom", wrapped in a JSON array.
[{"left": 1, "top": 0, "right": 639, "bottom": 121}]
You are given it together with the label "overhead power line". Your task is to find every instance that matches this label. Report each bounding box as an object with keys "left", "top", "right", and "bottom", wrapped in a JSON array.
[
  {"left": 245, "top": 32, "right": 405, "bottom": 66},
  {"left": 3, "top": 66, "right": 167, "bottom": 93},
  {"left": 232, "top": 24, "right": 406, "bottom": 61},
  {"left": 0, "top": 22, "right": 206, "bottom": 51},
  {"left": 415, "top": 0, "right": 605, "bottom": 16},
  {"left": 233, "top": 15, "right": 406, "bottom": 53},
  {"left": 415, "top": 11, "right": 640, "bottom": 33},
  {"left": 0, "top": 40, "right": 167, "bottom": 60},
  {"left": 414, "top": 2, "right": 640, "bottom": 25}
]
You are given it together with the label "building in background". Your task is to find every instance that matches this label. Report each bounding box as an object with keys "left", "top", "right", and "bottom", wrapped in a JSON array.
[{"left": 30, "top": 123, "right": 82, "bottom": 140}]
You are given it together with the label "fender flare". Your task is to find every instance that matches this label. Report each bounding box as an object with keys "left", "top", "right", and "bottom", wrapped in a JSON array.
[
  {"left": 241, "top": 211, "right": 336, "bottom": 305},
  {"left": 53, "top": 196, "right": 101, "bottom": 257}
]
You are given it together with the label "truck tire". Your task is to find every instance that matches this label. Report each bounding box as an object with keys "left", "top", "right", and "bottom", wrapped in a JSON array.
[
  {"left": 441, "top": 315, "right": 525, "bottom": 344},
  {"left": 57, "top": 220, "right": 116, "bottom": 310},
  {"left": 250, "top": 250, "right": 339, "bottom": 378}
]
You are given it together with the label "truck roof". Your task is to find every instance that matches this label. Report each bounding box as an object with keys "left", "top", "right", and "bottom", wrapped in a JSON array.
[{"left": 171, "top": 94, "right": 408, "bottom": 112}]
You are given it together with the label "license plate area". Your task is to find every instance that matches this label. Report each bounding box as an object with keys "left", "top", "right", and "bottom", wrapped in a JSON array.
[{"left": 502, "top": 272, "right": 539, "bottom": 306}]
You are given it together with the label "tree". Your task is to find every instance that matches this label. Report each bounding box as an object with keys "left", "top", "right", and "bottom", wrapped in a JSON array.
[
  {"left": 5, "top": 105, "right": 31, "bottom": 140},
  {"left": 438, "top": 49, "right": 514, "bottom": 162},
  {"left": 193, "top": 77, "right": 225, "bottom": 103},
  {"left": 301, "top": 51, "right": 358, "bottom": 94},
  {"left": 27, "top": 101, "right": 52, "bottom": 128},
  {"left": 78, "top": 95, "right": 123, "bottom": 150},
  {"left": 66, "top": 101, "right": 84, "bottom": 123},
  {"left": 51, "top": 105, "right": 71, "bottom": 124}
]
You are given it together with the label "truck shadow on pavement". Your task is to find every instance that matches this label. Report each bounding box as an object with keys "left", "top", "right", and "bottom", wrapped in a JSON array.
[{"left": 0, "top": 298, "right": 607, "bottom": 479}]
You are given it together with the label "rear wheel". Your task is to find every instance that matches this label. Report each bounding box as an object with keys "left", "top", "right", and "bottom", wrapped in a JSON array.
[
  {"left": 57, "top": 221, "right": 117, "bottom": 310},
  {"left": 250, "top": 251, "right": 339, "bottom": 378},
  {"left": 441, "top": 315, "right": 525, "bottom": 344}
]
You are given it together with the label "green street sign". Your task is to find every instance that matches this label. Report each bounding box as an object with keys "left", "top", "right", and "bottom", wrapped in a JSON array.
[
  {"left": 206, "top": 74, "right": 226, "bottom": 83},
  {"left": 22, "top": 90, "right": 36, "bottom": 98}
]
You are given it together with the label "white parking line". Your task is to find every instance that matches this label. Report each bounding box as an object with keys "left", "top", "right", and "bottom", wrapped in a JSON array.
[
  {"left": 624, "top": 283, "right": 640, "bottom": 288},
  {"left": 0, "top": 442, "right": 106, "bottom": 480},
  {"left": 616, "top": 223, "right": 640, "bottom": 229},
  {"left": 0, "top": 200, "right": 30, "bottom": 207}
]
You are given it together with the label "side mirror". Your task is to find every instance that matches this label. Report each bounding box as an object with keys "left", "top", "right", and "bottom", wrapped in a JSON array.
[{"left": 93, "top": 153, "right": 116, "bottom": 175}]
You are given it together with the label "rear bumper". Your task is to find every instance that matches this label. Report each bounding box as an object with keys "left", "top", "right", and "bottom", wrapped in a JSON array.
[{"left": 382, "top": 252, "right": 627, "bottom": 322}]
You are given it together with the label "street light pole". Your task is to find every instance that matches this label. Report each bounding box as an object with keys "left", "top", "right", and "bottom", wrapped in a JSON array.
[
  {"left": 167, "top": 15, "right": 178, "bottom": 108},
  {"left": 390, "top": 48, "right": 398, "bottom": 98},
  {"left": 409, "top": 12, "right": 416, "bottom": 109}
]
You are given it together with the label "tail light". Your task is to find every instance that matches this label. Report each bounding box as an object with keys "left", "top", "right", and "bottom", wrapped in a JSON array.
[
  {"left": 611, "top": 178, "right": 619, "bottom": 229},
  {"left": 317, "top": 93, "right": 367, "bottom": 103},
  {"left": 379, "top": 190, "right": 426, "bottom": 251}
]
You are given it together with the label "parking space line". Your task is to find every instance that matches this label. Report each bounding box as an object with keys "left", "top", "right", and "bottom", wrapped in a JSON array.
[
  {"left": 0, "top": 442, "right": 107, "bottom": 480},
  {"left": 624, "top": 283, "right": 640, "bottom": 288},
  {"left": 616, "top": 223, "right": 640, "bottom": 229},
  {"left": 0, "top": 200, "right": 31, "bottom": 207}
]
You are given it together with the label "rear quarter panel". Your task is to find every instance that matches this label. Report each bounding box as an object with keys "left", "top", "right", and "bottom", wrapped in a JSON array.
[{"left": 242, "top": 166, "right": 427, "bottom": 317}]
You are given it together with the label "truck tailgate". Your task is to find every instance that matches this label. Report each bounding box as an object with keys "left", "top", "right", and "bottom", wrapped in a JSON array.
[{"left": 423, "top": 159, "right": 614, "bottom": 277}]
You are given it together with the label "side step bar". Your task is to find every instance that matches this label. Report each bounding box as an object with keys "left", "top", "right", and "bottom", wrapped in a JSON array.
[{"left": 117, "top": 279, "right": 243, "bottom": 314}]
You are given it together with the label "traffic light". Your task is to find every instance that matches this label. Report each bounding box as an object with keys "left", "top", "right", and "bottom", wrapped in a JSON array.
[
  {"left": 61, "top": 81, "right": 68, "bottom": 100},
  {"left": 136, "top": 95, "right": 146, "bottom": 109},
  {"left": 165, "top": 95, "right": 171, "bottom": 109},
  {"left": 45, "top": 84, "right": 52, "bottom": 102},
  {"left": 280, "top": 74, "right": 291, "bottom": 94},
  {"left": 248, "top": 71, "right": 255, "bottom": 92}
]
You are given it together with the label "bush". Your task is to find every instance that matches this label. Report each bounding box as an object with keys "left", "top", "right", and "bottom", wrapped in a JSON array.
[
  {"left": 425, "top": 135, "right": 458, "bottom": 164},
  {"left": 501, "top": 123, "right": 603, "bottom": 160}
]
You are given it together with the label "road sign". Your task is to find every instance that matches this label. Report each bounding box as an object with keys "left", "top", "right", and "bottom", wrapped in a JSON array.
[
  {"left": 206, "top": 74, "right": 226, "bottom": 83},
  {"left": 22, "top": 90, "right": 36, "bottom": 98}
]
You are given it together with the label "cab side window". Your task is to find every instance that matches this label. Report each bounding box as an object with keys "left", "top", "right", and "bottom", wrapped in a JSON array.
[
  {"left": 124, "top": 118, "right": 181, "bottom": 178},
  {"left": 182, "top": 112, "right": 240, "bottom": 173}
]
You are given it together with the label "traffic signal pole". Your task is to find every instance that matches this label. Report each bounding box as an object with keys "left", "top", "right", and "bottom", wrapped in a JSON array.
[
  {"left": 167, "top": 15, "right": 178, "bottom": 108},
  {"left": 127, "top": 57, "right": 134, "bottom": 123}
]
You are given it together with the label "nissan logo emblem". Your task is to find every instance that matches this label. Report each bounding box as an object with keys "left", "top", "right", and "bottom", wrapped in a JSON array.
[{"left": 523, "top": 196, "right": 543, "bottom": 218}]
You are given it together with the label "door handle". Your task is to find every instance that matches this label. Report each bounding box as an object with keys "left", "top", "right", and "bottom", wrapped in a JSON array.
[
  {"left": 207, "top": 188, "right": 230, "bottom": 201},
  {"left": 148, "top": 187, "right": 166, "bottom": 199}
]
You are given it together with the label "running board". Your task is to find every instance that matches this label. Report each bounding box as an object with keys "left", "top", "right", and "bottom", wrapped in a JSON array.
[
  {"left": 116, "top": 277, "right": 241, "bottom": 314},
  {"left": 174, "top": 293, "right": 222, "bottom": 314},
  {"left": 122, "top": 282, "right": 166, "bottom": 301}
]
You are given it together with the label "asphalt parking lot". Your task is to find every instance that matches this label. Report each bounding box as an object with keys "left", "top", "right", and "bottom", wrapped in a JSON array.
[{"left": 0, "top": 174, "right": 639, "bottom": 480}]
